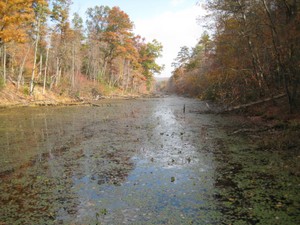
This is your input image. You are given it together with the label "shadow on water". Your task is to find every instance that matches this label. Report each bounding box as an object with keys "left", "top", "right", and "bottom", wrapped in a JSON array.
[{"left": 0, "top": 97, "right": 299, "bottom": 224}]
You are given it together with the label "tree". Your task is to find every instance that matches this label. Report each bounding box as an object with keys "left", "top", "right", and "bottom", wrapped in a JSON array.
[
  {"left": 259, "top": 0, "right": 300, "bottom": 112},
  {"left": 0, "top": 0, "right": 36, "bottom": 44},
  {"left": 50, "top": 0, "right": 72, "bottom": 35},
  {"left": 138, "top": 39, "right": 163, "bottom": 90},
  {"left": 85, "top": 5, "right": 155, "bottom": 90},
  {"left": 170, "top": 0, "right": 299, "bottom": 111},
  {"left": 169, "top": 31, "right": 212, "bottom": 97},
  {"left": 0, "top": 2, "right": 164, "bottom": 97},
  {"left": 30, "top": 0, "right": 49, "bottom": 95},
  {"left": 85, "top": 5, "right": 110, "bottom": 82},
  {"left": 70, "top": 12, "right": 83, "bottom": 89},
  {"left": 0, "top": 0, "right": 44, "bottom": 84},
  {"left": 104, "top": 6, "right": 135, "bottom": 86},
  {"left": 172, "top": 46, "right": 191, "bottom": 69},
  {"left": 49, "top": 0, "right": 72, "bottom": 88}
]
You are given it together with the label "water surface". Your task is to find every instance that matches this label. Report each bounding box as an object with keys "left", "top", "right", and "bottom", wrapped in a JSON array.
[{"left": 0, "top": 97, "right": 299, "bottom": 224}]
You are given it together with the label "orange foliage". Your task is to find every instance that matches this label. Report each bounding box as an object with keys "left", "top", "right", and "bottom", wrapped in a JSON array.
[{"left": 0, "top": 0, "right": 47, "bottom": 44}]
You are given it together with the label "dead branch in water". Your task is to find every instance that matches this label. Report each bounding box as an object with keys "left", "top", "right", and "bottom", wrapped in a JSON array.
[
  {"left": 189, "top": 94, "right": 287, "bottom": 114},
  {"left": 224, "top": 93, "right": 286, "bottom": 112}
]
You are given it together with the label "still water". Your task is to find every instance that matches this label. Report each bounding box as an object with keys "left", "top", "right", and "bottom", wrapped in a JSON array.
[{"left": 0, "top": 97, "right": 299, "bottom": 224}]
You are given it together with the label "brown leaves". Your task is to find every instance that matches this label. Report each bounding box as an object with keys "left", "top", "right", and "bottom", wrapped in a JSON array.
[{"left": 0, "top": 0, "right": 47, "bottom": 44}]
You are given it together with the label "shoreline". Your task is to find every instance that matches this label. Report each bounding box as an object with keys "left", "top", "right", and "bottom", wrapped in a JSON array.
[{"left": 0, "top": 92, "right": 164, "bottom": 109}]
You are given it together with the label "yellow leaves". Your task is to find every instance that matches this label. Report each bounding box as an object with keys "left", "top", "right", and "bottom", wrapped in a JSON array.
[
  {"left": 0, "top": 0, "right": 37, "bottom": 44},
  {"left": 0, "top": 2, "right": 6, "bottom": 12},
  {"left": 0, "top": 26, "right": 27, "bottom": 43}
]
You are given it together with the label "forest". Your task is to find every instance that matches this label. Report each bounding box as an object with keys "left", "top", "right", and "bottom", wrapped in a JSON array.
[
  {"left": 169, "top": 0, "right": 300, "bottom": 113},
  {"left": 0, "top": 0, "right": 163, "bottom": 101},
  {"left": 1, "top": 1, "right": 300, "bottom": 224},
  {"left": 1, "top": 0, "right": 299, "bottom": 111}
]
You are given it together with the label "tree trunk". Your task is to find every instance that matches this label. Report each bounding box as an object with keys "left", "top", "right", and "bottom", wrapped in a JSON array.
[
  {"left": 30, "top": 19, "right": 41, "bottom": 95},
  {"left": 43, "top": 47, "right": 49, "bottom": 94},
  {"left": 237, "top": 0, "right": 264, "bottom": 90},
  {"left": 261, "top": 0, "right": 294, "bottom": 112},
  {"left": 30, "top": 18, "right": 41, "bottom": 96},
  {"left": 125, "top": 60, "right": 130, "bottom": 92},
  {"left": 3, "top": 44, "right": 6, "bottom": 85},
  {"left": 225, "top": 93, "right": 287, "bottom": 112},
  {"left": 18, "top": 45, "right": 30, "bottom": 89},
  {"left": 37, "top": 54, "right": 43, "bottom": 80},
  {"left": 103, "top": 61, "right": 107, "bottom": 81},
  {"left": 57, "top": 68, "right": 62, "bottom": 87},
  {"left": 71, "top": 43, "right": 75, "bottom": 89},
  {"left": 55, "top": 57, "right": 60, "bottom": 87}
]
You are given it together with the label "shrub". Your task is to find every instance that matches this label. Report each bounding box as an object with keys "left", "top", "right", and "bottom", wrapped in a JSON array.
[
  {"left": 23, "top": 86, "right": 30, "bottom": 95},
  {"left": 0, "top": 77, "right": 5, "bottom": 90}
]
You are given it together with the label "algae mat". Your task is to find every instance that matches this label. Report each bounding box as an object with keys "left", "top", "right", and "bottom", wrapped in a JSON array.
[{"left": 0, "top": 97, "right": 299, "bottom": 224}]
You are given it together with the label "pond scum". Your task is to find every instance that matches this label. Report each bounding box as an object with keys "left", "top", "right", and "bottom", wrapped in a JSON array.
[{"left": 0, "top": 97, "right": 299, "bottom": 224}]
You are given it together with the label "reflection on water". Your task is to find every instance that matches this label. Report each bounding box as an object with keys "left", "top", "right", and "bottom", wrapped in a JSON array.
[
  {"left": 0, "top": 98, "right": 219, "bottom": 224},
  {"left": 0, "top": 97, "right": 299, "bottom": 224}
]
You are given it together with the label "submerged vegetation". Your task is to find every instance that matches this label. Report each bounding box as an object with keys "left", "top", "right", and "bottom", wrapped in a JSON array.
[{"left": 0, "top": 98, "right": 299, "bottom": 224}]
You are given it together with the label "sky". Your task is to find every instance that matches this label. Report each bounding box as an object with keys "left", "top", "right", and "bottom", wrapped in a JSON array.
[{"left": 71, "top": 0, "right": 207, "bottom": 77}]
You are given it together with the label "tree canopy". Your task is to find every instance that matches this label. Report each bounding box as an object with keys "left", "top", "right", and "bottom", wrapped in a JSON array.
[
  {"left": 169, "top": 0, "right": 300, "bottom": 112},
  {"left": 0, "top": 1, "right": 163, "bottom": 95}
]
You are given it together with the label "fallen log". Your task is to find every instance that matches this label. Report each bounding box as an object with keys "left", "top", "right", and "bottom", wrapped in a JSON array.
[
  {"left": 230, "top": 128, "right": 269, "bottom": 135},
  {"left": 87, "top": 102, "right": 102, "bottom": 107},
  {"left": 224, "top": 93, "right": 286, "bottom": 112}
]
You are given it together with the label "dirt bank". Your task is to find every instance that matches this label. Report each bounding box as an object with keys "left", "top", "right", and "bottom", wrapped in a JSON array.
[{"left": 0, "top": 83, "right": 161, "bottom": 108}]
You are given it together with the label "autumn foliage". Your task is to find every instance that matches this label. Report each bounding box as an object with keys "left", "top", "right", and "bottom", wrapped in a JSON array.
[
  {"left": 169, "top": 0, "right": 300, "bottom": 112},
  {"left": 0, "top": 1, "right": 163, "bottom": 97}
]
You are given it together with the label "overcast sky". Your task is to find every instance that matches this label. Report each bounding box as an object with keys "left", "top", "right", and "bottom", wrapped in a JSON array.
[{"left": 71, "top": 0, "right": 207, "bottom": 77}]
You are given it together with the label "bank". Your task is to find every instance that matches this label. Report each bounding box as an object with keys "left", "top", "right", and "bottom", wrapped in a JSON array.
[{"left": 0, "top": 82, "right": 156, "bottom": 108}]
